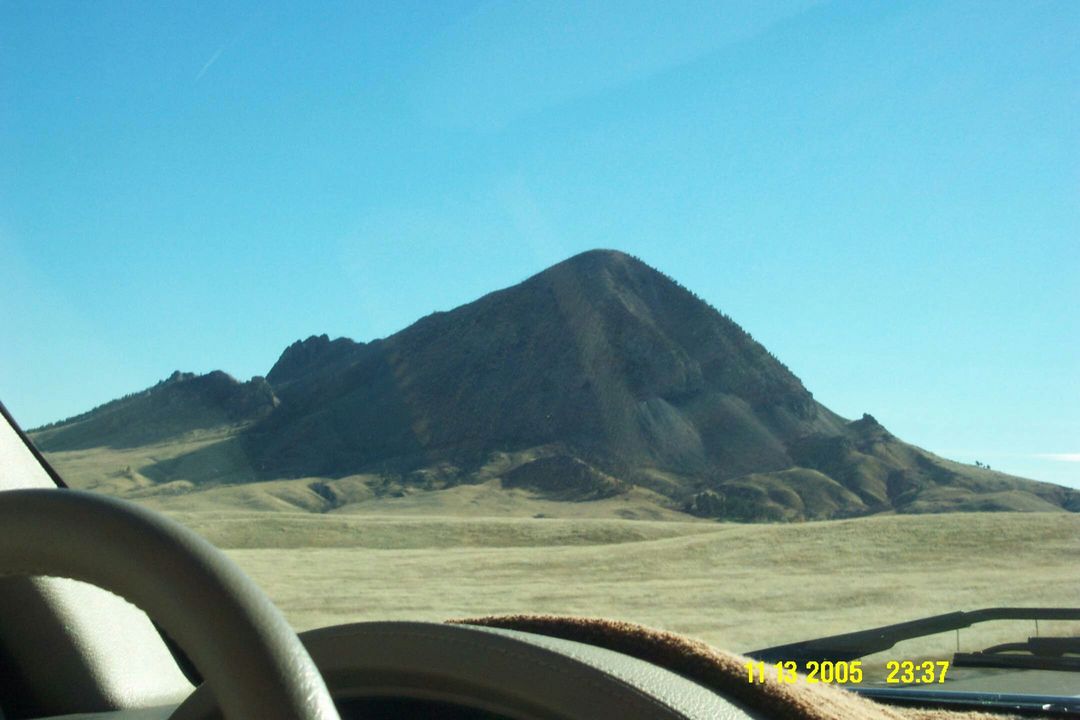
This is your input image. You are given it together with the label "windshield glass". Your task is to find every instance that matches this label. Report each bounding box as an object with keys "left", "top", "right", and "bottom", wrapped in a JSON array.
[{"left": 3, "top": 0, "right": 1077, "bottom": 708}]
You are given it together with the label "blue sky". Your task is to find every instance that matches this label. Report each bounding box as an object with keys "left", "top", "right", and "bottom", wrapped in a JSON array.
[{"left": 1, "top": 1, "right": 1077, "bottom": 487}]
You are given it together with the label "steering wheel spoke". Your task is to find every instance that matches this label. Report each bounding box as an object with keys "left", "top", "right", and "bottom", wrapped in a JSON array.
[{"left": 0, "top": 489, "right": 340, "bottom": 720}]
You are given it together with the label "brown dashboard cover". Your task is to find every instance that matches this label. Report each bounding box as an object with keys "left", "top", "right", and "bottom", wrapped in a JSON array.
[{"left": 450, "top": 615, "right": 1023, "bottom": 720}]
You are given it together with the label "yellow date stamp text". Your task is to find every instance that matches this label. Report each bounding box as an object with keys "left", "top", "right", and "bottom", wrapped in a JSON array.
[{"left": 744, "top": 659, "right": 950, "bottom": 685}]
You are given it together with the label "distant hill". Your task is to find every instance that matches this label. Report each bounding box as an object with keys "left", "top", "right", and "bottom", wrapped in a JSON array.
[
  {"left": 32, "top": 371, "right": 276, "bottom": 451},
  {"left": 31, "top": 250, "right": 1080, "bottom": 521}
]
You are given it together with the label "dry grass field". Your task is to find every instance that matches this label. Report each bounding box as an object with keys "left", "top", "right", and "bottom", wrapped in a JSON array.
[
  {"left": 158, "top": 508, "right": 1080, "bottom": 672},
  {"left": 44, "top": 440, "right": 1080, "bottom": 673}
]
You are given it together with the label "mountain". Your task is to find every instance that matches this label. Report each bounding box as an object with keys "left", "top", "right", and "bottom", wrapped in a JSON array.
[
  {"left": 32, "top": 371, "right": 277, "bottom": 451},
  {"left": 30, "top": 250, "right": 1080, "bottom": 521}
]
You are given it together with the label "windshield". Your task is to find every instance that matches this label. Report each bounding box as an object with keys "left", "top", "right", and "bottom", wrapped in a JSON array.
[{"left": 2, "top": 1, "right": 1078, "bottom": 711}]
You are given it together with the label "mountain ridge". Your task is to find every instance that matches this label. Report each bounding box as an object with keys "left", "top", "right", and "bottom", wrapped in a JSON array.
[{"left": 30, "top": 249, "right": 1080, "bottom": 521}]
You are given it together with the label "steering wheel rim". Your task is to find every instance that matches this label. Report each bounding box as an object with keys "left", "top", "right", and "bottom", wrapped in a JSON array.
[{"left": 0, "top": 488, "right": 340, "bottom": 720}]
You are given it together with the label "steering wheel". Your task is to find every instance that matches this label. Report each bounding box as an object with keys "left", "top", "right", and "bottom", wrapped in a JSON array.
[{"left": 0, "top": 488, "right": 340, "bottom": 720}]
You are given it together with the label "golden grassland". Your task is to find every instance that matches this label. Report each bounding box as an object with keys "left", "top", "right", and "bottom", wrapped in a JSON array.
[
  {"left": 42, "top": 441, "right": 1080, "bottom": 668},
  {"left": 158, "top": 509, "right": 1080, "bottom": 667}
]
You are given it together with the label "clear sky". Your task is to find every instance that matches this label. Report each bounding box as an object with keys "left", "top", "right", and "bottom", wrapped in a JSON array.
[{"left": 1, "top": 1, "right": 1077, "bottom": 487}]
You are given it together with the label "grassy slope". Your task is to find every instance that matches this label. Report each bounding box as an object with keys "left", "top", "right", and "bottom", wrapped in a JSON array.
[
  {"left": 151, "top": 509, "right": 1080, "bottom": 663},
  {"left": 43, "top": 432, "right": 1078, "bottom": 521},
  {"left": 43, "top": 434, "right": 696, "bottom": 519},
  {"left": 40, "top": 427, "right": 259, "bottom": 496},
  {"left": 38, "top": 417, "right": 1080, "bottom": 666},
  {"left": 41, "top": 438, "right": 1080, "bottom": 666},
  {"left": 41, "top": 409, "right": 1079, "bottom": 521}
]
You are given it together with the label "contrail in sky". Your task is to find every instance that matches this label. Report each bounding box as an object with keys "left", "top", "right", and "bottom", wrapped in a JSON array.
[{"left": 195, "top": 46, "right": 225, "bottom": 82}]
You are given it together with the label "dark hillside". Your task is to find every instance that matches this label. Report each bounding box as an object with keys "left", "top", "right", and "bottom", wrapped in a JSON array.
[
  {"left": 31, "top": 250, "right": 1080, "bottom": 521},
  {"left": 246, "top": 250, "right": 843, "bottom": 479},
  {"left": 31, "top": 371, "right": 276, "bottom": 451}
]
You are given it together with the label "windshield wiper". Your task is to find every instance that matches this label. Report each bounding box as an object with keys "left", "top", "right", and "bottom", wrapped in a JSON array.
[
  {"left": 748, "top": 607, "right": 1080, "bottom": 664},
  {"left": 954, "top": 636, "right": 1080, "bottom": 672}
]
